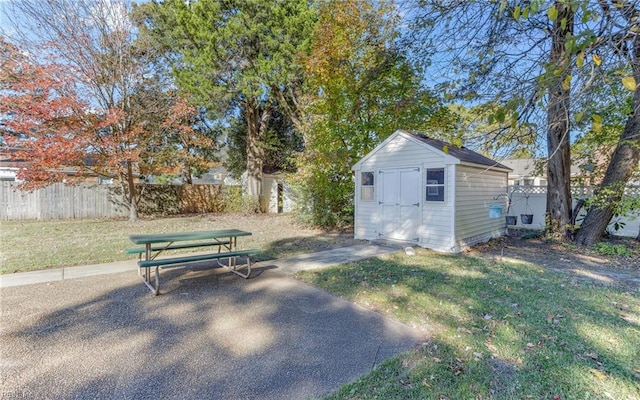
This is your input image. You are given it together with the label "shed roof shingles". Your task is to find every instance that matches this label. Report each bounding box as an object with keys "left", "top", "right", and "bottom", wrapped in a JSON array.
[{"left": 402, "top": 130, "right": 512, "bottom": 171}]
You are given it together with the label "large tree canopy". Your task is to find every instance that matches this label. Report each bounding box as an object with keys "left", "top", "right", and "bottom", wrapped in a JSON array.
[
  {"left": 409, "top": 0, "right": 640, "bottom": 243},
  {"left": 0, "top": 37, "right": 91, "bottom": 186},
  {"left": 225, "top": 105, "right": 302, "bottom": 180},
  {"left": 134, "top": 0, "right": 316, "bottom": 207},
  {"left": 292, "top": 0, "right": 456, "bottom": 227}
]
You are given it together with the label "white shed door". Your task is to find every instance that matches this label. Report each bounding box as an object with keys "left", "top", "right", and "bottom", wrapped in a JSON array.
[{"left": 379, "top": 168, "right": 421, "bottom": 241}]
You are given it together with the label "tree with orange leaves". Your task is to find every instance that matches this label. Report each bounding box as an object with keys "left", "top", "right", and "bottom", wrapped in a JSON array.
[
  {"left": 0, "top": 37, "right": 92, "bottom": 188},
  {"left": 2, "top": 0, "right": 218, "bottom": 221}
]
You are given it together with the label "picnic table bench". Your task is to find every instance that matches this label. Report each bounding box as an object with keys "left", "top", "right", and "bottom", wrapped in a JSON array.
[
  {"left": 127, "top": 229, "right": 259, "bottom": 295},
  {"left": 124, "top": 240, "right": 232, "bottom": 259}
]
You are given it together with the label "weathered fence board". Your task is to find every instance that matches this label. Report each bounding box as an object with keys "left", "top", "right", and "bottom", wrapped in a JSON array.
[
  {"left": 0, "top": 182, "right": 230, "bottom": 221},
  {"left": 0, "top": 182, "right": 128, "bottom": 220}
]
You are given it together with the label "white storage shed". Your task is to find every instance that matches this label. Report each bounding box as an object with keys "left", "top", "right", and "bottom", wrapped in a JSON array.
[
  {"left": 352, "top": 129, "right": 512, "bottom": 253},
  {"left": 262, "top": 173, "right": 294, "bottom": 214}
]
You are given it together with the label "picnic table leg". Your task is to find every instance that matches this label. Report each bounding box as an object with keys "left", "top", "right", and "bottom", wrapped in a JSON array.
[
  {"left": 140, "top": 244, "right": 151, "bottom": 277},
  {"left": 216, "top": 236, "right": 236, "bottom": 268},
  {"left": 226, "top": 255, "right": 251, "bottom": 279},
  {"left": 227, "top": 236, "right": 250, "bottom": 278},
  {"left": 141, "top": 244, "right": 160, "bottom": 295},
  {"left": 140, "top": 267, "right": 160, "bottom": 295},
  {"left": 152, "top": 266, "right": 160, "bottom": 295}
]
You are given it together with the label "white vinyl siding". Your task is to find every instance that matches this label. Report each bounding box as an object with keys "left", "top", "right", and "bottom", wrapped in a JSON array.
[
  {"left": 353, "top": 130, "right": 510, "bottom": 252},
  {"left": 454, "top": 165, "right": 507, "bottom": 245},
  {"left": 354, "top": 201, "right": 379, "bottom": 240},
  {"left": 355, "top": 135, "right": 443, "bottom": 240},
  {"left": 419, "top": 164, "right": 453, "bottom": 251},
  {"left": 354, "top": 171, "right": 379, "bottom": 240},
  {"left": 358, "top": 135, "right": 444, "bottom": 170}
]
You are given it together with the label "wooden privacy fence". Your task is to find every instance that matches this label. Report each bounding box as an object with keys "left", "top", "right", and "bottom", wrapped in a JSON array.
[
  {"left": 0, "top": 182, "right": 232, "bottom": 221},
  {"left": 0, "top": 182, "right": 127, "bottom": 220}
]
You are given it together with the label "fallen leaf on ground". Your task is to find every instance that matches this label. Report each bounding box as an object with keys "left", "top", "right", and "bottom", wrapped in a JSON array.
[{"left": 589, "top": 369, "right": 607, "bottom": 380}]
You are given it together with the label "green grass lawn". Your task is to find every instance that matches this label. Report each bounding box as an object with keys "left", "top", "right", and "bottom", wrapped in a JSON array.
[
  {"left": 0, "top": 214, "right": 360, "bottom": 274},
  {"left": 3, "top": 216, "right": 638, "bottom": 399},
  {"left": 298, "top": 249, "right": 640, "bottom": 400}
]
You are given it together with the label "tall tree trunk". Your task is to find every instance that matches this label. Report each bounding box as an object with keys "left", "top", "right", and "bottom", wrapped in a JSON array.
[
  {"left": 125, "top": 160, "right": 138, "bottom": 222},
  {"left": 244, "top": 99, "right": 271, "bottom": 211},
  {"left": 574, "top": 1, "right": 640, "bottom": 245},
  {"left": 574, "top": 127, "right": 640, "bottom": 245},
  {"left": 275, "top": 85, "right": 308, "bottom": 134},
  {"left": 182, "top": 161, "right": 193, "bottom": 185},
  {"left": 574, "top": 86, "right": 640, "bottom": 245},
  {"left": 545, "top": 2, "right": 574, "bottom": 239}
]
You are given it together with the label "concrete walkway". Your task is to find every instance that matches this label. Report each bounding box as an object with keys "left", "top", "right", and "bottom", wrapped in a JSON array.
[
  {"left": 0, "top": 244, "right": 397, "bottom": 288},
  {"left": 0, "top": 244, "right": 425, "bottom": 400}
]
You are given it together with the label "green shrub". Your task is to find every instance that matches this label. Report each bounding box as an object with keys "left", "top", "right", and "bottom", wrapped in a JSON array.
[
  {"left": 521, "top": 230, "right": 544, "bottom": 240},
  {"left": 221, "top": 186, "right": 260, "bottom": 213},
  {"left": 593, "top": 242, "right": 632, "bottom": 257}
]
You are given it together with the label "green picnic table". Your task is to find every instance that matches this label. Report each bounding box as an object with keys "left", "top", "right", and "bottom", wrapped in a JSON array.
[{"left": 128, "top": 229, "right": 259, "bottom": 295}]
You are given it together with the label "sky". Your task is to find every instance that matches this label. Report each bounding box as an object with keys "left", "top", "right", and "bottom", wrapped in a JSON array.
[
  {"left": 1, "top": 0, "right": 610, "bottom": 161},
  {"left": 0, "top": 1, "right": 14, "bottom": 37}
]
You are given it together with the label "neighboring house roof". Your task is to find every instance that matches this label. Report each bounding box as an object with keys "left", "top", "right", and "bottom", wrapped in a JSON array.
[
  {"left": 502, "top": 158, "right": 581, "bottom": 178},
  {"left": 501, "top": 158, "right": 543, "bottom": 178},
  {"left": 353, "top": 129, "right": 511, "bottom": 172},
  {"left": 0, "top": 147, "right": 28, "bottom": 169}
]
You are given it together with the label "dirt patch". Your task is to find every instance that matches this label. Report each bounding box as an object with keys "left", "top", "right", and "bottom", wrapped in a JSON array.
[
  {"left": 488, "top": 358, "right": 518, "bottom": 398},
  {"left": 467, "top": 230, "right": 640, "bottom": 291}
]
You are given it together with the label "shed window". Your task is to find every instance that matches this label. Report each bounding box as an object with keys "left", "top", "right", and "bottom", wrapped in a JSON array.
[
  {"left": 361, "top": 171, "right": 374, "bottom": 201},
  {"left": 425, "top": 168, "right": 445, "bottom": 202}
]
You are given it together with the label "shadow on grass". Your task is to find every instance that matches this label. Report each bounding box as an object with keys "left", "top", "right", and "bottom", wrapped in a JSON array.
[{"left": 298, "top": 250, "right": 640, "bottom": 400}]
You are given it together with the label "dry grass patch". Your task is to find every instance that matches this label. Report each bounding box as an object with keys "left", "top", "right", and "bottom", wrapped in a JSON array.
[{"left": 0, "top": 214, "right": 361, "bottom": 274}]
